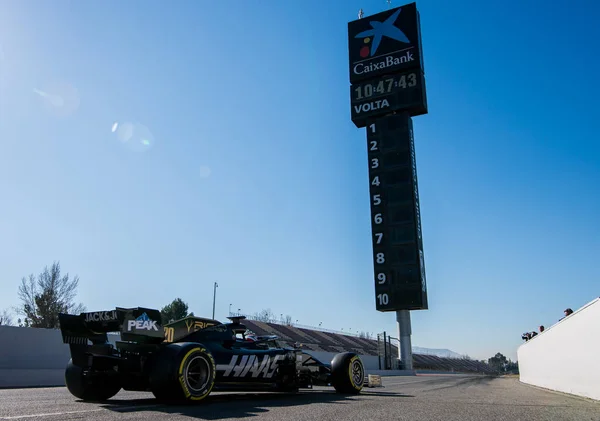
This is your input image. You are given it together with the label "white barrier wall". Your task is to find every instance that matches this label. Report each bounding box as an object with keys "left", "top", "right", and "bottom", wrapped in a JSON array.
[
  {"left": 0, "top": 325, "right": 70, "bottom": 387},
  {"left": 517, "top": 297, "right": 600, "bottom": 401}
]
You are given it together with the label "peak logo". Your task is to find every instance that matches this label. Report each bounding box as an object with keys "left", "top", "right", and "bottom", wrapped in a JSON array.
[
  {"left": 348, "top": 3, "right": 423, "bottom": 83},
  {"left": 127, "top": 312, "right": 159, "bottom": 331}
]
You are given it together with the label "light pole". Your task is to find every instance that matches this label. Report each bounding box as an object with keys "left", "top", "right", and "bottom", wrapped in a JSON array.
[
  {"left": 212, "top": 282, "right": 218, "bottom": 320},
  {"left": 229, "top": 303, "right": 232, "bottom": 316}
]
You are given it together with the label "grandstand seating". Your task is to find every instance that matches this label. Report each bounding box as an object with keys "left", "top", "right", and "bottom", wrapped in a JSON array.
[
  {"left": 241, "top": 319, "right": 496, "bottom": 374},
  {"left": 412, "top": 353, "right": 495, "bottom": 374},
  {"left": 243, "top": 320, "right": 379, "bottom": 355}
]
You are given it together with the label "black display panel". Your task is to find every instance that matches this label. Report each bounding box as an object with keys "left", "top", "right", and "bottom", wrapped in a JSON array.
[
  {"left": 366, "top": 113, "right": 428, "bottom": 311},
  {"left": 350, "top": 69, "right": 427, "bottom": 127},
  {"left": 348, "top": 2, "right": 424, "bottom": 84}
]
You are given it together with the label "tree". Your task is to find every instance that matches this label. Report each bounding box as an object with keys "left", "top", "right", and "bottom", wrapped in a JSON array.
[
  {"left": 16, "top": 261, "right": 86, "bottom": 328},
  {"left": 488, "top": 352, "right": 509, "bottom": 372},
  {"left": 253, "top": 308, "right": 275, "bottom": 323},
  {"left": 504, "top": 359, "right": 519, "bottom": 373},
  {"left": 160, "top": 298, "right": 193, "bottom": 324},
  {"left": 0, "top": 309, "right": 13, "bottom": 326},
  {"left": 284, "top": 315, "right": 293, "bottom": 326}
]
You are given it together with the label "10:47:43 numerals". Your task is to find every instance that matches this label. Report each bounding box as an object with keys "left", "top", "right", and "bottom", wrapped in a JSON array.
[{"left": 353, "top": 73, "right": 418, "bottom": 100}]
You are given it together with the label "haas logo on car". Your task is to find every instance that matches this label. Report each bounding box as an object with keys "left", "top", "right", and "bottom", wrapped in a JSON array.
[
  {"left": 217, "top": 355, "right": 283, "bottom": 378},
  {"left": 127, "top": 312, "right": 159, "bottom": 331}
]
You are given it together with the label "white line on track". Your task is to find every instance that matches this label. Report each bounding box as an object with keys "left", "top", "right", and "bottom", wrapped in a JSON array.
[
  {"left": 0, "top": 404, "right": 162, "bottom": 420},
  {"left": 0, "top": 409, "right": 104, "bottom": 420}
]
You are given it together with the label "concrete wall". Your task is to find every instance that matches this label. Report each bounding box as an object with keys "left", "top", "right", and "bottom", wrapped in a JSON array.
[
  {"left": 0, "top": 327, "right": 385, "bottom": 388},
  {"left": 517, "top": 297, "right": 600, "bottom": 401},
  {"left": 0, "top": 325, "right": 69, "bottom": 387}
]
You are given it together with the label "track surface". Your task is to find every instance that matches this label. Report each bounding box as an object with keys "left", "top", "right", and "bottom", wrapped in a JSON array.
[{"left": 0, "top": 375, "right": 598, "bottom": 420}]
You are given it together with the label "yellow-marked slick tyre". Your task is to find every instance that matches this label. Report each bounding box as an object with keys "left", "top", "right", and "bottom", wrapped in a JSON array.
[
  {"left": 330, "top": 352, "right": 364, "bottom": 394},
  {"left": 149, "top": 343, "right": 216, "bottom": 403},
  {"left": 65, "top": 359, "right": 121, "bottom": 401}
]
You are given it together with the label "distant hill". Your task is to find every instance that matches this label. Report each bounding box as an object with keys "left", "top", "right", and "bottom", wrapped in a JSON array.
[{"left": 411, "top": 346, "right": 466, "bottom": 359}]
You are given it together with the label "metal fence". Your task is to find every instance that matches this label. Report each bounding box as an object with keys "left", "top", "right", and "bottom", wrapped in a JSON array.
[{"left": 376, "top": 331, "right": 400, "bottom": 369}]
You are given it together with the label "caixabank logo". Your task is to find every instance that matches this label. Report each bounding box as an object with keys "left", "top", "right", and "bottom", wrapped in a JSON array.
[{"left": 348, "top": 3, "right": 423, "bottom": 84}]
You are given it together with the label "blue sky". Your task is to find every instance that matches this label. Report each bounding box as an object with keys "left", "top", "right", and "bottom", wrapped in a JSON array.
[{"left": 0, "top": 0, "right": 598, "bottom": 361}]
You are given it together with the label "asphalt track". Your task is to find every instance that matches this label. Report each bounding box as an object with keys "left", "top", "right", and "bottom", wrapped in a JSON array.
[{"left": 1, "top": 374, "right": 598, "bottom": 421}]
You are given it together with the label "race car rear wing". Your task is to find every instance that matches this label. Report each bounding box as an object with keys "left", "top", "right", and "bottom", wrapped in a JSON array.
[
  {"left": 58, "top": 307, "right": 164, "bottom": 346},
  {"left": 59, "top": 307, "right": 224, "bottom": 346}
]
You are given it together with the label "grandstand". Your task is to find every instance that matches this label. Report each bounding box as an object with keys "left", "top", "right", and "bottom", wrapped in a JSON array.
[{"left": 240, "top": 318, "right": 496, "bottom": 374}]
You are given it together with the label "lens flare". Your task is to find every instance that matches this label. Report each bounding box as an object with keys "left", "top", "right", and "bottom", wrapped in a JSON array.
[
  {"left": 33, "top": 82, "right": 80, "bottom": 117},
  {"left": 112, "top": 121, "right": 154, "bottom": 153}
]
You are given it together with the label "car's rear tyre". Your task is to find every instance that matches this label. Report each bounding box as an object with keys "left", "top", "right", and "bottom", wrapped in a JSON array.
[
  {"left": 149, "top": 343, "right": 216, "bottom": 403},
  {"left": 330, "top": 352, "right": 364, "bottom": 394},
  {"left": 65, "top": 359, "right": 121, "bottom": 401}
]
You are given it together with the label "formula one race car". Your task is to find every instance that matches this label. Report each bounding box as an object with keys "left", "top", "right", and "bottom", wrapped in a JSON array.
[{"left": 58, "top": 307, "right": 365, "bottom": 403}]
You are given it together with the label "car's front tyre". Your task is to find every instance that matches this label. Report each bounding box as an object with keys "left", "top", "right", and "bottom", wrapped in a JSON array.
[{"left": 330, "top": 352, "right": 365, "bottom": 394}]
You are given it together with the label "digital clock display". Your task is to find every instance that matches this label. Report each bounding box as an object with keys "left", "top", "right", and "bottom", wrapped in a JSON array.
[
  {"left": 349, "top": 69, "right": 427, "bottom": 128},
  {"left": 352, "top": 72, "right": 419, "bottom": 102}
]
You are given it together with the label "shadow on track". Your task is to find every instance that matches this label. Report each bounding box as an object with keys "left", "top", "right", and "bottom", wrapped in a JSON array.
[
  {"left": 420, "top": 375, "right": 497, "bottom": 392},
  {"left": 98, "top": 389, "right": 414, "bottom": 419}
]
